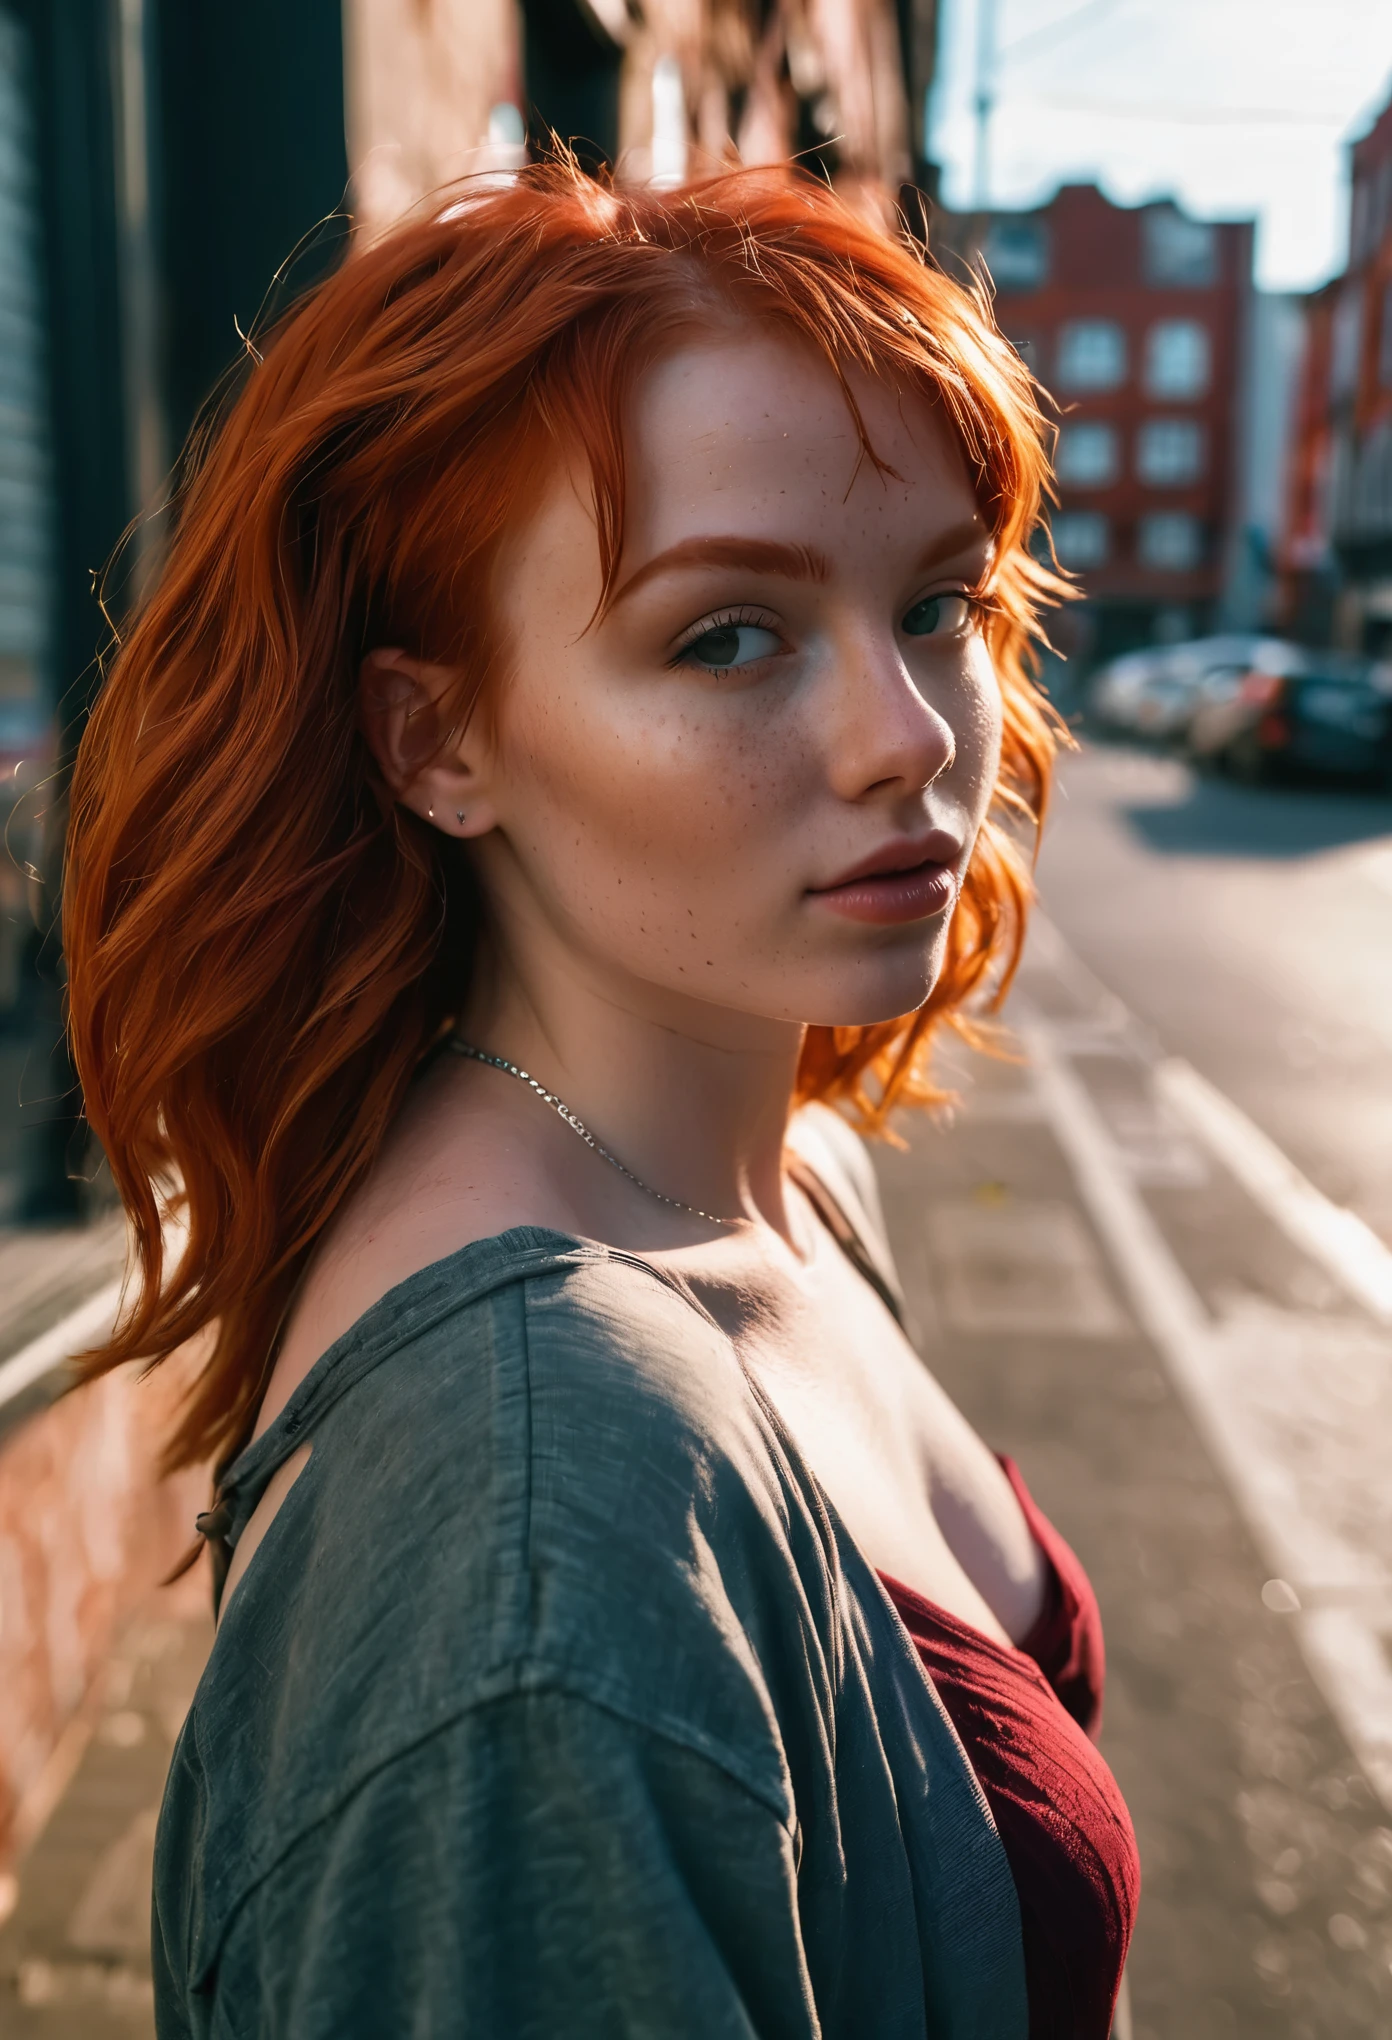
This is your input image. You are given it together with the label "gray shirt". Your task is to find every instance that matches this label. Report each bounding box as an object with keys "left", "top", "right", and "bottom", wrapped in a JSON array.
[{"left": 153, "top": 1129, "right": 1028, "bottom": 2037}]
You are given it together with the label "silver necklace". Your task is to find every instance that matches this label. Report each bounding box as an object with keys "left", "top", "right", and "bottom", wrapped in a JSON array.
[{"left": 447, "top": 1038, "right": 738, "bottom": 1226}]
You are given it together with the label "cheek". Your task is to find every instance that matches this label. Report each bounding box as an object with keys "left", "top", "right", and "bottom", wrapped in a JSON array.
[
  {"left": 954, "top": 650, "right": 1005, "bottom": 814},
  {"left": 500, "top": 671, "right": 809, "bottom": 913},
  {"left": 506, "top": 705, "right": 803, "bottom": 992}
]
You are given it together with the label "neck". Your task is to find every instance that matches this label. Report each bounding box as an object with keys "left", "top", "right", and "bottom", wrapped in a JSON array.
[{"left": 460, "top": 934, "right": 806, "bottom": 1240}]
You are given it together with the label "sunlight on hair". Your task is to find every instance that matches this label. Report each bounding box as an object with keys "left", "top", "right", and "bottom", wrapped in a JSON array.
[{"left": 64, "top": 160, "right": 1070, "bottom": 1469}]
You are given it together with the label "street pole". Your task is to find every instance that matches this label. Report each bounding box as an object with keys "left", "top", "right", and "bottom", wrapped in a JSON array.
[{"left": 973, "top": 0, "right": 997, "bottom": 213}]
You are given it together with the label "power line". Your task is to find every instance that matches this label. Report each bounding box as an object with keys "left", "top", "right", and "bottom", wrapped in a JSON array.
[
  {"left": 1029, "top": 95, "right": 1353, "bottom": 126},
  {"left": 1000, "top": 0, "right": 1128, "bottom": 65},
  {"left": 975, "top": 0, "right": 999, "bottom": 208}
]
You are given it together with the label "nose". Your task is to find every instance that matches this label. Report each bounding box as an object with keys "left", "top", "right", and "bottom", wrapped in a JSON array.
[{"left": 820, "top": 624, "right": 957, "bottom": 803}]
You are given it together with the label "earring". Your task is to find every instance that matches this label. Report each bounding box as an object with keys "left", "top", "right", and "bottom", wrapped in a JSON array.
[
  {"left": 456, "top": 809, "right": 466, "bottom": 825},
  {"left": 427, "top": 807, "right": 435, "bottom": 819}
]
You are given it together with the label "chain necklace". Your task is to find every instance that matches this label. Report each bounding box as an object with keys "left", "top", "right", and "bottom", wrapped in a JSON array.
[{"left": 447, "top": 1038, "right": 739, "bottom": 1226}]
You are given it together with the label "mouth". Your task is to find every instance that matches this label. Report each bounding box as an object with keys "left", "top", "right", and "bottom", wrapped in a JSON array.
[{"left": 806, "top": 834, "right": 963, "bottom": 928}]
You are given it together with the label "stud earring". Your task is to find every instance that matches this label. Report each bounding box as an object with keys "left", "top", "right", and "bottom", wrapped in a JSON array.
[
  {"left": 456, "top": 808, "right": 466, "bottom": 825},
  {"left": 427, "top": 807, "right": 435, "bottom": 819}
]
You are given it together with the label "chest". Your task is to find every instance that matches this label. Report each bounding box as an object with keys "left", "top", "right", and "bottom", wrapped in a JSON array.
[{"left": 672, "top": 1224, "right": 1047, "bottom": 1645}]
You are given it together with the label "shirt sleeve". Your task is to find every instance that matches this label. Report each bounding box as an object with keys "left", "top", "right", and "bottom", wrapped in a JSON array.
[{"left": 198, "top": 1687, "right": 822, "bottom": 2040}]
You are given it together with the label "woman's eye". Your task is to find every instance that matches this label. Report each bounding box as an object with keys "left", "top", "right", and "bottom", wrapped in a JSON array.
[
  {"left": 902, "top": 593, "right": 974, "bottom": 638},
  {"left": 679, "top": 623, "right": 782, "bottom": 670}
]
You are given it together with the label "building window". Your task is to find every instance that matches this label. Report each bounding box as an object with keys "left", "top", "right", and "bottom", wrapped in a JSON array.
[
  {"left": 1136, "top": 418, "right": 1205, "bottom": 486},
  {"left": 1055, "top": 320, "right": 1127, "bottom": 391},
  {"left": 1351, "top": 177, "right": 1371, "bottom": 265},
  {"left": 1138, "top": 512, "right": 1202, "bottom": 571},
  {"left": 1371, "top": 156, "right": 1387, "bottom": 249},
  {"left": 1153, "top": 605, "right": 1193, "bottom": 645},
  {"left": 1143, "top": 206, "right": 1217, "bottom": 287},
  {"left": 1348, "top": 419, "right": 1392, "bottom": 539},
  {"left": 983, "top": 219, "right": 1049, "bottom": 290},
  {"left": 1055, "top": 420, "right": 1119, "bottom": 487},
  {"left": 1009, "top": 331, "right": 1043, "bottom": 374},
  {"left": 1051, "top": 511, "right": 1110, "bottom": 568},
  {"left": 1330, "top": 283, "right": 1365, "bottom": 401},
  {"left": 1144, "top": 319, "right": 1210, "bottom": 398},
  {"left": 1328, "top": 427, "right": 1355, "bottom": 539}
]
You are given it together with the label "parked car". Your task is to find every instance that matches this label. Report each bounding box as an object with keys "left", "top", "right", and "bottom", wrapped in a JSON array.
[
  {"left": 1187, "top": 648, "right": 1392, "bottom": 785},
  {"left": 1089, "top": 650, "right": 1195, "bottom": 739},
  {"left": 1089, "top": 636, "right": 1296, "bottom": 742}
]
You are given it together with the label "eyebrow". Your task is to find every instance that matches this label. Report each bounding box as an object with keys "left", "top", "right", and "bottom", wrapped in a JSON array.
[
  {"left": 607, "top": 537, "right": 832, "bottom": 609},
  {"left": 911, "top": 520, "right": 994, "bottom": 578},
  {"left": 607, "top": 519, "right": 992, "bottom": 612}
]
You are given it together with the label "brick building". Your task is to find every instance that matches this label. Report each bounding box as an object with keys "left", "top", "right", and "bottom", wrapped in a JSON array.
[
  {"left": 933, "top": 183, "right": 1256, "bottom": 667},
  {"left": 1282, "top": 87, "right": 1392, "bottom": 654}
]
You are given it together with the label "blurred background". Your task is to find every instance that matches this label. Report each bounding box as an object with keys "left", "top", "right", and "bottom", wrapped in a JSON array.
[{"left": 2, "top": 2, "right": 1392, "bottom": 2035}]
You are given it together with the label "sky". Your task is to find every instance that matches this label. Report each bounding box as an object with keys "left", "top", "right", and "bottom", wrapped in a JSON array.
[{"left": 930, "top": 0, "right": 1392, "bottom": 292}]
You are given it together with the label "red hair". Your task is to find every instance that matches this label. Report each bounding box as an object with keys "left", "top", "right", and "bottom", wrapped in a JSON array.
[{"left": 65, "top": 163, "right": 1067, "bottom": 1470}]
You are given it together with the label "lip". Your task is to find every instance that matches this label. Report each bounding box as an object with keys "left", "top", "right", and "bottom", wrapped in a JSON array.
[
  {"left": 807, "top": 831, "right": 964, "bottom": 928},
  {"left": 813, "top": 830, "right": 963, "bottom": 890}
]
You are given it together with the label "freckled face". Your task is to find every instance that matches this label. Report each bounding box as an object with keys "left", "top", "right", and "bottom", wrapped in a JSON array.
[{"left": 477, "top": 329, "right": 1004, "bottom": 1030}]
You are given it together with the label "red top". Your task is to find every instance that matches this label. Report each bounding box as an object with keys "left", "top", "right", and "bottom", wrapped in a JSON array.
[{"left": 879, "top": 1459, "right": 1139, "bottom": 2039}]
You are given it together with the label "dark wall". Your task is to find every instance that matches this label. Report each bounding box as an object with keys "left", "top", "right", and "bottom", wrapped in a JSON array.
[
  {"left": 21, "top": 0, "right": 128, "bottom": 720},
  {"left": 11, "top": 0, "right": 129, "bottom": 1216},
  {"left": 22, "top": 0, "right": 351, "bottom": 703},
  {"left": 520, "top": 0, "right": 623, "bottom": 171},
  {"left": 12, "top": 0, "right": 350, "bottom": 1217},
  {"left": 156, "top": 0, "right": 349, "bottom": 453}
]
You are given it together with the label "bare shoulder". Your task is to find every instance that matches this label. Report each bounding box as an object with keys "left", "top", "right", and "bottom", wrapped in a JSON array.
[
  {"left": 254, "top": 1056, "right": 582, "bottom": 1438},
  {"left": 786, "top": 1102, "right": 894, "bottom": 1263}
]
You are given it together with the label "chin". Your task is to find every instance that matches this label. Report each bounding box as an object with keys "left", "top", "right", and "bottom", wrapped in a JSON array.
[{"left": 795, "top": 943, "right": 945, "bottom": 1030}]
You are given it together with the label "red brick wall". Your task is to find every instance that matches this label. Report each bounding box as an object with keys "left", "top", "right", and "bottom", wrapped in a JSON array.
[
  {"left": 0, "top": 1360, "right": 209, "bottom": 1878},
  {"left": 991, "top": 185, "right": 1253, "bottom": 613}
]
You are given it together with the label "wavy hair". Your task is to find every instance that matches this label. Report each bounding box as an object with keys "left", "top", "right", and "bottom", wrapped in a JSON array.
[{"left": 65, "top": 163, "right": 1068, "bottom": 1470}]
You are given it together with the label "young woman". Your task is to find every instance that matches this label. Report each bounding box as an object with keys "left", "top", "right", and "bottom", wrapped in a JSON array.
[{"left": 66, "top": 165, "right": 1138, "bottom": 2037}]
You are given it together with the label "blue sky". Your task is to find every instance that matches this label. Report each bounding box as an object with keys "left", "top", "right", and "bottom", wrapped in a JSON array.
[{"left": 931, "top": 0, "right": 1392, "bottom": 291}]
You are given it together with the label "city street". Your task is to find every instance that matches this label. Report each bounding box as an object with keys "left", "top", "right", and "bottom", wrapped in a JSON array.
[
  {"left": 2, "top": 0, "right": 1391, "bottom": 2030},
  {"left": 1038, "top": 741, "right": 1392, "bottom": 1251}
]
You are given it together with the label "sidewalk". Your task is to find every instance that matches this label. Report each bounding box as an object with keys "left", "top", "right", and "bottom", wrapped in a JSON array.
[
  {"left": 0, "top": 1576, "right": 211, "bottom": 2037},
  {"left": 0, "top": 1219, "right": 212, "bottom": 2038},
  {"left": 0, "top": 1219, "right": 128, "bottom": 1439}
]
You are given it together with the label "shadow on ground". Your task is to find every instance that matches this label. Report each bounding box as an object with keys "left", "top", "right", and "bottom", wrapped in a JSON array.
[{"left": 1104, "top": 751, "right": 1392, "bottom": 862}]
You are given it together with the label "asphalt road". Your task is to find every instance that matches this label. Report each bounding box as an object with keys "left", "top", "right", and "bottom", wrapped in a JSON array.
[{"left": 1038, "top": 742, "right": 1392, "bottom": 1248}]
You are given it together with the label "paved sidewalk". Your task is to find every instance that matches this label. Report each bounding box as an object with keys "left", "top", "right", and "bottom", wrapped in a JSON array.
[
  {"left": 0, "top": 1209, "right": 210, "bottom": 2040},
  {"left": 0, "top": 1218, "right": 127, "bottom": 1439},
  {"left": 0, "top": 1571, "right": 211, "bottom": 2038}
]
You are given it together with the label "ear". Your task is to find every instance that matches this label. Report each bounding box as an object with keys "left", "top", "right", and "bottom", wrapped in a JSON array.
[{"left": 358, "top": 648, "right": 498, "bottom": 838}]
